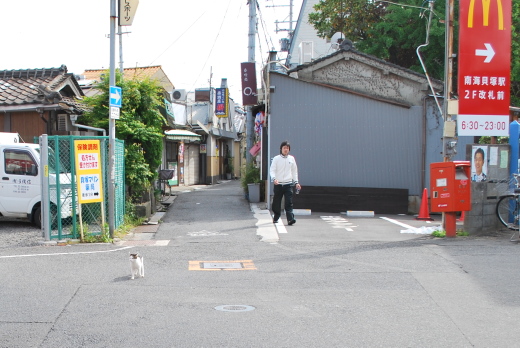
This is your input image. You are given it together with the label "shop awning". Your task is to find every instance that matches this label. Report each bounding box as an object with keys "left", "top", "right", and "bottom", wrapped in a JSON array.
[
  {"left": 164, "top": 129, "right": 201, "bottom": 141},
  {"left": 210, "top": 128, "right": 237, "bottom": 140}
]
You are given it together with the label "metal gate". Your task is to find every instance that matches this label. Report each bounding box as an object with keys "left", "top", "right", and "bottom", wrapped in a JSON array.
[{"left": 40, "top": 135, "right": 125, "bottom": 240}]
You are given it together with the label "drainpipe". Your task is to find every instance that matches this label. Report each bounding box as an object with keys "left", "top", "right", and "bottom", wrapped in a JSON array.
[
  {"left": 70, "top": 115, "right": 106, "bottom": 136},
  {"left": 36, "top": 108, "right": 49, "bottom": 135}
]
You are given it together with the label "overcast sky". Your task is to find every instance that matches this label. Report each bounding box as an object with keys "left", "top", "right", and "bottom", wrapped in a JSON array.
[{"left": 1, "top": 0, "right": 302, "bottom": 102}]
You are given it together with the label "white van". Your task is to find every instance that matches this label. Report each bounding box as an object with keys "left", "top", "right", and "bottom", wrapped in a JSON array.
[{"left": 0, "top": 132, "right": 74, "bottom": 227}]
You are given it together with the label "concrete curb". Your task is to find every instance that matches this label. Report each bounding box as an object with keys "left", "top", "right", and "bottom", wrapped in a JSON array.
[{"left": 250, "top": 203, "right": 279, "bottom": 243}]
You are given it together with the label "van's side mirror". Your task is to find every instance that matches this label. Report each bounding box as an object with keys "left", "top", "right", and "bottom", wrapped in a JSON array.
[{"left": 31, "top": 164, "right": 38, "bottom": 176}]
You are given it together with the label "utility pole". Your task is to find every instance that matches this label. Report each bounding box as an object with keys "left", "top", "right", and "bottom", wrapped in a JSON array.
[
  {"left": 271, "top": 0, "right": 295, "bottom": 34},
  {"left": 246, "top": 0, "right": 256, "bottom": 164},
  {"left": 441, "top": 0, "right": 455, "bottom": 233},
  {"left": 442, "top": 0, "right": 456, "bottom": 162},
  {"left": 108, "top": 0, "right": 117, "bottom": 237}
]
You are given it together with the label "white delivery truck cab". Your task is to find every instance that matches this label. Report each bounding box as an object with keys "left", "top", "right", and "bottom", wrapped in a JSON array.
[{"left": 0, "top": 132, "right": 73, "bottom": 227}]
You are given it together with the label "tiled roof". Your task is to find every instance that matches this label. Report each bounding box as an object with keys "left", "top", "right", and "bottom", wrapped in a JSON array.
[
  {"left": 83, "top": 66, "right": 162, "bottom": 81},
  {"left": 81, "top": 65, "right": 175, "bottom": 91},
  {"left": 60, "top": 96, "right": 91, "bottom": 113},
  {"left": 0, "top": 65, "right": 88, "bottom": 115},
  {"left": 0, "top": 65, "right": 79, "bottom": 106}
]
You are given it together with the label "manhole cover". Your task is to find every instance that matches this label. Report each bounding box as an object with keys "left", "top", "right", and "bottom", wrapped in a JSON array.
[
  {"left": 203, "top": 262, "right": 242, "bottom": 269},
  {"left": 214, "top": 305, "right": 255, "bottom": 312}
]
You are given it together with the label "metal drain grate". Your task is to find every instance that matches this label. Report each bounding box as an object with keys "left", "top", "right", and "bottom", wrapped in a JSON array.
[
  {"left": 214, "top": 305, "right": 256, "bottom": 312},
  {"left": 202, "top": 262, "right": 243, "bottom": 269}
]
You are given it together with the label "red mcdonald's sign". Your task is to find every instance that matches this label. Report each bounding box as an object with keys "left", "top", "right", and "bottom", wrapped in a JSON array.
[{"left": 457, "top": 0, "right": 511, "bottom": 136}]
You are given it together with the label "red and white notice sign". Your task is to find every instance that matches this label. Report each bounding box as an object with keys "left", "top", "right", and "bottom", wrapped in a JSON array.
[{"left": 457, "top": 0, "right": 511, "bottom": 136}]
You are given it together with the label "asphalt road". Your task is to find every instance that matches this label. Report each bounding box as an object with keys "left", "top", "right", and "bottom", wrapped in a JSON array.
[{"left": 1, "top": 180, "right": 519, "bottom": 347}]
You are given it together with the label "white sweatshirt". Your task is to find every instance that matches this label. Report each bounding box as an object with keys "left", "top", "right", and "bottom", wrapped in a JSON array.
[{"left": 270, "top": 154, "right": 299, "bottom": 185}]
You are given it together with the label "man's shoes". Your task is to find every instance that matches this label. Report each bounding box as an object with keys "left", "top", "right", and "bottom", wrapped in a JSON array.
[
  {"left": 288, "top": 219, "right": 296, "bottom": 225},
  {"left": 273, "top": 219, "right": 279, "bottom": 223}
]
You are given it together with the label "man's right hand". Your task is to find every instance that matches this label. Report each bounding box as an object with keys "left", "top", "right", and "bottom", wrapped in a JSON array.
[{"left": 273, "top": 179, "right": 279, "bottom": 185}]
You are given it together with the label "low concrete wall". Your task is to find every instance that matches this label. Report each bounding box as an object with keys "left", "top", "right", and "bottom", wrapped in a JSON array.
[
  {"left": 134, "top": 201, "right": 151, "bottom": 219},
  {"left": 464, "top": 182, "right": 501, "bottom": 235}
]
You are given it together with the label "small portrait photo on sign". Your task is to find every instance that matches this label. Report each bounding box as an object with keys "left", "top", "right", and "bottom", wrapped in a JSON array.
[{"left": 471, "top": 146, "right": 488, "bottom": 182}]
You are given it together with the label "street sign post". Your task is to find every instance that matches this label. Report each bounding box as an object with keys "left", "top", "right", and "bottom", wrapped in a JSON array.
[
  {"left": 110, "top": 86, "right": 122, "bottom": 108},
  {"left": 457, "top": 0, "right": 511, "bottom": 136},
  {"left": 110, "top": 106, "right": 120, "bottom": 120}
]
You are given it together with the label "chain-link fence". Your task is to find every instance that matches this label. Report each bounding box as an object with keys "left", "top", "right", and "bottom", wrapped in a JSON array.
[{"left": 41, "top": 135, "right": 125, "bottom": 240}]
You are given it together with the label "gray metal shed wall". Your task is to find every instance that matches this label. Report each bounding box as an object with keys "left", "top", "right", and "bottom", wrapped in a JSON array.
[
  {"left": 269, "top": 73, "right": 423, "bottom": 195},
  {"left": 423, "top": 98, "right": 475, "bottom": 193}
]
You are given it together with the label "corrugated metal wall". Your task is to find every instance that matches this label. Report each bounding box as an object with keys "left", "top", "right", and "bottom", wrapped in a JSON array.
[{"left": 269, "top": 73, "right": 424, "bottom": 196}]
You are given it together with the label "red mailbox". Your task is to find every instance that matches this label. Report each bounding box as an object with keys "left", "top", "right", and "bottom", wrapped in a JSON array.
[{"left": 430, "top": 161, "right": 471, "bottom": 213}]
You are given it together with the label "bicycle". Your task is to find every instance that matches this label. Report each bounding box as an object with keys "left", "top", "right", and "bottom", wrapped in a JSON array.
[
  {"left": 496, "top": 173, "right": 520, "bottom": 240},
  {"left": 157, "top": 169, "right": 174, "bottom": 203}
]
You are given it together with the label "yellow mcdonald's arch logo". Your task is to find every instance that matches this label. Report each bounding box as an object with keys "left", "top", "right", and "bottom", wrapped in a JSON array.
[{"left": 468, "top": 0, "right": 504, "bottom": 29}]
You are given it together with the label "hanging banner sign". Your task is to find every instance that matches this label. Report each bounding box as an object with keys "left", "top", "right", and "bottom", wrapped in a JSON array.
[
  {"left": 241, "top": 62, "right": 258, "bottom": 106},
  {"left": 74, "top": 139, "right": 104, "bottom": 203},
  {"left": 215, "top": 88, "right": 229, "bottom": 118},
  {"left": 119, "top": 0, "right": 140, "bottom": 26},
  {"left": 457, "top": 0, "right": 511, "bottom": 136}
]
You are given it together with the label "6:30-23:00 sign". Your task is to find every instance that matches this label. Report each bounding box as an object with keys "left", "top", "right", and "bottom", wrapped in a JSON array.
[{"left": 460, "top": 120, "right": 507, "bottom": 131}]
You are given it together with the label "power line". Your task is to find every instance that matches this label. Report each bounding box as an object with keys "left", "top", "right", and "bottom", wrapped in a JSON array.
[
  {"left": 148, "top": 11, "right": 207, "bottom": 66},
  {"left": 256, "top": 1, "right": 276, "bottom": 51},
  {"left": 189, "top": 0, "right": 234, "bottom": 91}
]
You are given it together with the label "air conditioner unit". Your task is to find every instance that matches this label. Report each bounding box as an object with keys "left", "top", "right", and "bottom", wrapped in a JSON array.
[
  {"left": 172, "top": 89, "right": 187, "bottom": 102},
  {"left": 299, "top": 41, "right": 313, "bottom": 64}
]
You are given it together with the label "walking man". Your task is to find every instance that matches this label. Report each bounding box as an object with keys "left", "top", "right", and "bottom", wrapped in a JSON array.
[{"left": 270, "top": 140, "right": 301, "bottom": 225}]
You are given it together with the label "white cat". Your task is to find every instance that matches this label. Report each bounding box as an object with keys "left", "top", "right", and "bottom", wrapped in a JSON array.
[{"left": 129, "top": 253, "right": 144, "bottom": 279}]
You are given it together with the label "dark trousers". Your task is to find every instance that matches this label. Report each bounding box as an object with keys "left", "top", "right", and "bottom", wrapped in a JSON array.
[{"left": 272, "top": 184, "right": 294, "bottom": 222}]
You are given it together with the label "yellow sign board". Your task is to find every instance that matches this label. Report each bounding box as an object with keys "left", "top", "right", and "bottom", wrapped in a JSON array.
[{"left": 74, "top": 140, "right": 104, "bottom": 203}]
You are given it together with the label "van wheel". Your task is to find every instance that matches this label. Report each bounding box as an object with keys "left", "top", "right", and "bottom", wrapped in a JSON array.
[
  {"left": 33, "top": 205, "right": 58, "bottom": 229},
  {"left": 33, "top": 206, "right": 42, "bottom": 228}
]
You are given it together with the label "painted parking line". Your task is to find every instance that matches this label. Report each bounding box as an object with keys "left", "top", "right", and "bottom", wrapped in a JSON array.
[
  {"left": 0, "top": 246, "right": 134, "bottom": 259},
  {"left": 379, "top": 217, "right": 441, "bottom": 234},
  {"left": 379, "top": 217, "right": 416, "bottom": 229},
  {"left": 274, "top": 221, "right": 288, "bottom": 234}
]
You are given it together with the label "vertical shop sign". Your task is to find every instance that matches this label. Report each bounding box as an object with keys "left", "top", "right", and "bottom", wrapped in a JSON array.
[
  {"left": 241, "top": 62, "right": 258, "bottom": 106},
  {"left": 178, "top": 141, "right": 184, "bottom": 184},
  {"left": 215, "top": 88, "right": 229, "bottom": 118},
  {"left": 457, "top": 0, "right": 511, "bottom": 136}
]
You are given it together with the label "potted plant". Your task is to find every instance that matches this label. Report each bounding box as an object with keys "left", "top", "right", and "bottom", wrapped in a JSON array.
[
  {"left": 226, "top": 156, "right": 234, "bottom": 180},
  {"left": 240, "top": 162, "right": 263, "bottom": 202}
]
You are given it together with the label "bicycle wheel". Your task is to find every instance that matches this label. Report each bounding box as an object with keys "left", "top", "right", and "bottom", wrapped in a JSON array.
[
  {"left": 160, "top": 181, "right": 171, "bottom": 202},
  {"left": 496, "top": 195, "right": 520, "bottom": 230}
]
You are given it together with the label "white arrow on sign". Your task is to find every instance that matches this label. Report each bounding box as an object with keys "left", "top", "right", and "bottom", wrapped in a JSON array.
[
  {"left": 110, "top": 88, "right": 121, "bottom": 104},
  {"left": 475, "top": 43, "right": 495, "bottom": 63}
]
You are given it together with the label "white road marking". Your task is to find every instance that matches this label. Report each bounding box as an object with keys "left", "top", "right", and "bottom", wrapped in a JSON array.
[
  {"left": 0, "top": 246, "right": 134, "bottom": 259},
  {"left": 274, "top": 220, "right": 288, "bottom": 233},
  {"left": 320, "top": 216, "right": 357, "bottom": 231},
  {"left": 379, "top": 217, "right": 415, "bottom": 229}
]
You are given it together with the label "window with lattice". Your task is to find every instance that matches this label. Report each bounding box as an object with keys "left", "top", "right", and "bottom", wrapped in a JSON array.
[{"left": 57, "top": 114, "right": 68, "bottom": 131}]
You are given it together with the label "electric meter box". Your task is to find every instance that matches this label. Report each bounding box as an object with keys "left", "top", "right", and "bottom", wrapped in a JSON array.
[{"left": 430, "top": 161, "right": 471, "bottom": 212}]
